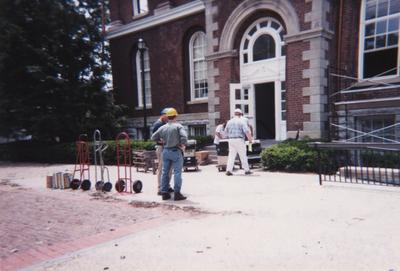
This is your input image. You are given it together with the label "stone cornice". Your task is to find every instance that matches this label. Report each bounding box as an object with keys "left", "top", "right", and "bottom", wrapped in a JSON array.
[
  {"left": 107, "top": 0, "right": 205, "bottom": 40},
  {"left": 205, "top": 50, "right": 238, "bottom": 61},
  {"left": 285, "top": 27, "right": 334, "bottom": 44}
]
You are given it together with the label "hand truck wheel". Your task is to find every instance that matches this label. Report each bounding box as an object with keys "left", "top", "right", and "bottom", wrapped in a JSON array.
[
  {"left": 70, "top": 179, "right": 81, "bottom": 190},
  {"left": 81, "top": 179, "right": 91, "bottom": 191},
  {"left": 115, "top": 179, "right": 126, "bottom": 193},
  {"left": 132, "top": 180, "right": 143, "bottom": 193},
  {"left": 102, "top": 181, "right": 112, "bottom": 192},
  {"left": 95, "top": 180, "right": 104, "bottom": 191}
]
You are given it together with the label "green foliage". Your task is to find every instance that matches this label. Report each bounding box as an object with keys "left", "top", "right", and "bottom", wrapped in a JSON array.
[
  {"left": 0, "top": 140, "right": 156, "bottom": 164},
  {"left": 189, "top": 135, "right": 214, "bottom": 150},
  {"left": 0, "top": 0, "right": 126, "bottom": 142},
  {"left": 261, "top": 139, "right": 318, "bottom": 172}
]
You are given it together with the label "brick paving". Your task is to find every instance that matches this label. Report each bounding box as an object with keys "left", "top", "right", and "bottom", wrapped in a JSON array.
[{"left": 0, "top": 183, "right": 197, "bottom": 271}]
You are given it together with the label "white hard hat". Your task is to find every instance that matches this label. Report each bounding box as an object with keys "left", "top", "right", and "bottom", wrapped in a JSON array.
[{"left": 234, "top": 108, "right": 243, "bottom": 115}]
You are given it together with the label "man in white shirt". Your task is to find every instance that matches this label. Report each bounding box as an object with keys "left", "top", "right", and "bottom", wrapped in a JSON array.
[
  {"left": 214, "top": 120, "right": 227, "bottom": 146},
  {"left": 224, "top": 109, "right": 253, "bottom": 176}
]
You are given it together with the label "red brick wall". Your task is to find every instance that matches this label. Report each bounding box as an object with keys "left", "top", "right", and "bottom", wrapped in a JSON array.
[
  {"left": 286, "top": 40, "right": 310, "bottom": 131},
  {"left": 338, "top": 0, "right": 361, "bottom": 78},
  {"left": 109, "top": 12, "right": 206, "bottom": 118},
  {"left": 214, "top": 57, "right": 238, "bottom": 122}
]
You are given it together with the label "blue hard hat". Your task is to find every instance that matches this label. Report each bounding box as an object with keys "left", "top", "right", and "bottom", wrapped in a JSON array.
[{"left": 161, "top": 107, "right": 170, "bottom": 115}]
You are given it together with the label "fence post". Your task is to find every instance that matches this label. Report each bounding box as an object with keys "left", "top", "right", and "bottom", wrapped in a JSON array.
[{"left": 317, "top": 149, "right": 322, "bottom": 186}]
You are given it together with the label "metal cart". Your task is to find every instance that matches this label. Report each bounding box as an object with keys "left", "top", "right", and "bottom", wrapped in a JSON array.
[{"left": 183, "top": 139, "right": 198, "bottom": 171}]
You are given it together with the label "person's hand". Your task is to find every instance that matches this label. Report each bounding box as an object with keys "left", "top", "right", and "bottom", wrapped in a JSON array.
[{"left": 179, "top": 144, "right": 186, "bottom": 152}]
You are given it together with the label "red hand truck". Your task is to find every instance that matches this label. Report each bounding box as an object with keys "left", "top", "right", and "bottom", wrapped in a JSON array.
[
  {"left": 70, "top": 134, "right": 91, "bottom": 190},
  {"left": 115, "top": 132, "right": 142, "bottom": 193}
]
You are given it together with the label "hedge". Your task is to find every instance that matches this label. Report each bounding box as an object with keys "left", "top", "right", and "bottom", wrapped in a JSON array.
[
  {"left": 0, "top": 136, "right": 214, "bottom": 164},
  {"left": 0, "top": 140, "right": 156, "bottom": 164},
  {"left": 261, "top": 139, "right": 319, "bottom": 172}
]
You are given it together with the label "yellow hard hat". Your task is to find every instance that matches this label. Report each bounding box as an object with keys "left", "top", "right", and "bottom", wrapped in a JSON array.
[{"left": 165, "top": 107, "right": 178, "bottom": 117}]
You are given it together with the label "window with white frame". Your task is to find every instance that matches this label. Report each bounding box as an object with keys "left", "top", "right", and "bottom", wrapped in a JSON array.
[
  {"left": 361, "top": 0, "right": 400, "bottom": 78},
  {"left": 241, "top": 18, "right": 286, "bottom": 64},
  {"left": 132, "top": 0, "right": 148, "bottom": 16},
  {"left": 281, "top": 81, "right": 286, "bottom": 121},
  {"left": 136, "top": 49, "right": 152, "bottom": 107},
  {"left": 188, "top": 125, "right": 207, "bottom": 137},
  {"left": 189, "top": 31, "right": 208, "bottom": 100}
]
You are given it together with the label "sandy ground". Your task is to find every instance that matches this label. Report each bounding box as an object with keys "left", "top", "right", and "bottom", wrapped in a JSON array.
[{"left": 1, "top": 162, "right": 400, "bottom": 271}]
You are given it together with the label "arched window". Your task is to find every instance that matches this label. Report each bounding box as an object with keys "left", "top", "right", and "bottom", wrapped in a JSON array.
[
  {"left": 360, "top": 0, "right": 400, "bottom": 78},
  {"left": 253, "top": 34, "right": 276, "bottom": 61},
  {"left": 240, "top": 18, "right": 286, "bottom": 64},
  {"left": 189, "top": 31, "right": 208, "bottom": 100},
  {"left": 136, "top": 49, "right": 152, "bottom": 107}
]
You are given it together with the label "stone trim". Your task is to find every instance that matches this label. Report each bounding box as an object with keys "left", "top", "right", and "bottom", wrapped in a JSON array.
[
  {"left": 204, "top": 0, "right": 220, "bottom": 134},
  {"left": 285, "top": 27, "right": 333, "bottom": 44},
  {"left": 127, "top": 112, "right": 210, "bottom": 127},
  {"left": 219, "top": 0, "right": 300, "bottom": 52},
  {"left": 205, "top": 50, "right": 238, "bottom": 61},
  {"left": 106, "top": 1, "right": 205, "bottom": 40},
  {"left": 301, "top": 0, "right": 331, "bottom": 139}
]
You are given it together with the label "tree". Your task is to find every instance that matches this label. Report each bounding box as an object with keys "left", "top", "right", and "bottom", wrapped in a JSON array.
[{"left": 0, "top": 0, "right": 125, "bottom": 142}]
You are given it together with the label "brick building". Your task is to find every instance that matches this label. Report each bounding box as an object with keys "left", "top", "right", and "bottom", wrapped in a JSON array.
[{"left": 107, "top": 0, "right": 400, "bottom": 142}]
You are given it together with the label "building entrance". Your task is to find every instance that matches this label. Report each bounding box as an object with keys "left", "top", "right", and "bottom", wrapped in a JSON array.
[{"left": 255, "top": 83, "right": 275, "bottom": 139}]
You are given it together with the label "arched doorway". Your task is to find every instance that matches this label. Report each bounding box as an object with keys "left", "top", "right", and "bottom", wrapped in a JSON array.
[{"left": 230, "top": 18, "right": 287, "bottom": 140}]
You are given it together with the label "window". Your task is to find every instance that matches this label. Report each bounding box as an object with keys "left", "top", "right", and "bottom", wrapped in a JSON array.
[
  {"left": 188, "top": 125, "right": 207, "bottom": 137},
  {"left": 241, "top": 18, "right": 286, "bottom": 64},
  {"left": 361, "top": 0, "right": 400, "bottom": 78},
  {"left": 281, "top": 81, "right": 286, "bottom": 121},
  {"left": 356, "top": 115, "right": 396, "bottom": 142},
  {"left": 136, "top": 49, "right": 152, "bottom": 107},
  {"left": 189, "top": 31, "right": 208, "bottom": 100},
  {"left": 133, "top": 0, "right": 148, "bottom": 16}
]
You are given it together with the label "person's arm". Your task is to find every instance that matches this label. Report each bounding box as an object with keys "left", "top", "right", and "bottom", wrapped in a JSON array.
[
  {"left": 242, "top": 123, "right": 252, "bottom": 143},
  {"left": 151, "top": 128, "right": 161, "bottom": 142},
  {"left": 215, "top": 125, "right": 223, "bottom": 139}
]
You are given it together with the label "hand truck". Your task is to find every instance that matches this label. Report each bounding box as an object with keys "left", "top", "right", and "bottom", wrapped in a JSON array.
[
  {"left": 93, "top": 129, "right": 112, "bottom": 192},
  {"left": 71, "top": 134, "right": 91, "bottom": 190},
  {"left": 115, "top": 132, "right": 143, "bottom": 194}
]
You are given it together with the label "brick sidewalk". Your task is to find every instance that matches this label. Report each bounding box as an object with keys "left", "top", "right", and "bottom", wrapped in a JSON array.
[{"left": 0, "top": 184, "right": 198, "bottom": 271}]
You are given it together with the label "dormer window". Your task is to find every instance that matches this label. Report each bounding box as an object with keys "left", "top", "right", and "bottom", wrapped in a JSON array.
[{"left": 133, "top": 0, "right": 148, "bottom": 16}]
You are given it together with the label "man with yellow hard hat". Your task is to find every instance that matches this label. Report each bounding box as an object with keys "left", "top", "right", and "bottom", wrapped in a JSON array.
[{"left": 151, "top": 108, "right": 188, "bottom": 201}]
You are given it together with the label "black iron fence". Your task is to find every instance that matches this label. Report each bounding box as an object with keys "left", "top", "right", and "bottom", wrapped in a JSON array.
[{"left": 310, "top": 142, "right": 400, "bottom": 186}]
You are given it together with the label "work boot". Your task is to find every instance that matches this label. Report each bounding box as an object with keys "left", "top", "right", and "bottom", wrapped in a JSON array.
[
  {"left": 168, "top": 187, "right": 174, "bottom": 193},
  {"left": 226, "top": 171, "right": 233, "bottom": 176},
  {"left": 157, "top": 191, "right": 162, "bottom": 196},
  {"left": 162, "top": 193, "right": 171, "bottom": 200},
  {"left": 174, "top": 192, "right": 187, "bottom": 201}
]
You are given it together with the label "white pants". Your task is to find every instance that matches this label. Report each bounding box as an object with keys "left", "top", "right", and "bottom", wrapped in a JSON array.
[{"left": 226, "top": 138, "right": 250, "bottom": 172}]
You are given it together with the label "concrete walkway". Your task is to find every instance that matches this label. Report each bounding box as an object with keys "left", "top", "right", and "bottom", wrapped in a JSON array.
[{"left": 2, "top": 163, "right": 400, "bottom": 270}]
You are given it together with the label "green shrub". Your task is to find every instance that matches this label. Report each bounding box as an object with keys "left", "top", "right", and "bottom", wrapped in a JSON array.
[
  {"left": 0, "top": 139, "right": 156, "bottom": 164},
  {"left": 261, "top": 139, "right": 318, "bottom": 172}
]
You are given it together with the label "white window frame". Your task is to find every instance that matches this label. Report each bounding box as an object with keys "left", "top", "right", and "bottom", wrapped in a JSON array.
[
  {"left": 358, "top": 0, "right": 400, "bottom": 79},
  {"left": 240, "top": 18, "right": 286, "bottom": 66},
  {"left": 136, "top": 49, "right": 152, "bottom": 108},
  {"left": 189, "top": 31, "right": 208, "bottom": 102},
  {"left": 132, "top": 0, "right": 149, "bottom": 17}
]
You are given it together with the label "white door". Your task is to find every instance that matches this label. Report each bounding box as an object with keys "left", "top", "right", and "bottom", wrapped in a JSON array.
[{"left": 229, "top": 83, "right": 256, "bottom": 137}]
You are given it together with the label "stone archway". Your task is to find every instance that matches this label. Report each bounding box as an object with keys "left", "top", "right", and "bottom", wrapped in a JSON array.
[{"left": 219, "top": 0, "right": 300, "bottom": 53}]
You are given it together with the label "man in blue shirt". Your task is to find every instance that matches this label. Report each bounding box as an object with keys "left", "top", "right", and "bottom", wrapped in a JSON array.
[
  {"left": 151, "top": 108, "right": 188, "bottom": 201},
  {"left": 152, "top": 108, "right": 173, "bottom": 195},
  {"left": 224, "top": 108, "right": 253, "bottom": 176}
]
